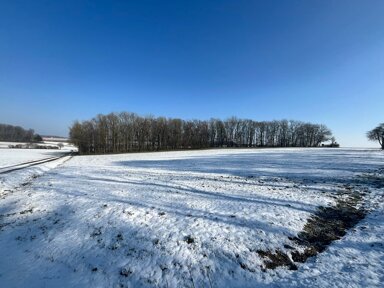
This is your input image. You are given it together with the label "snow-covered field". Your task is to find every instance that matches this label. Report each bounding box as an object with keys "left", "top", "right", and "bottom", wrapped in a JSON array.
[
  {"left": 0, "top": 141, "right": 73, "bottom": 149},
  {"left": 0, "top": 148, "right": 383, "bottom": 287},
  {"left": 0, "top": 142, "right": 75, "bottom": 168},
  {"left": 0, "top": 149, "right": 67, "bottom": 168}
]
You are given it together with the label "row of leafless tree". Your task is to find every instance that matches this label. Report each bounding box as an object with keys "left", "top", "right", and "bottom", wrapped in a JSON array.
[
  {"left": 69, "top": 112, "right": 333, "bottom": 154},
  {"left": 0, "top": 123, "right": 42, "bottom": 142}
]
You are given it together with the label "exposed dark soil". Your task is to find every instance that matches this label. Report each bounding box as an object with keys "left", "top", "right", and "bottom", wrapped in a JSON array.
[
  {"left": 183, "top": 235, "right": 196, "bottom": 244},
  {"left": 257, "top": 249, "right": 298, "bottom": 271},
  {"left": 257, "top": 188, "right": 367, "bottom": 271}
]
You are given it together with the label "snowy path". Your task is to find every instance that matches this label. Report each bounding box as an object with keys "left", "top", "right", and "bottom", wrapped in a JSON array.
[
  {"left": 0, "top": 147, "right": 71, "bottom": 168},
  {"left": 0, "top": 148, "right": 383, "bottom": 287}
]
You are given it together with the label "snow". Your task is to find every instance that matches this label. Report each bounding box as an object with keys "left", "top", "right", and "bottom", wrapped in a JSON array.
[
  {"left": 277, "top": 196, "right": 384, "bottom": 288},
  {"left": 0, "top": 141, "right": 70, "bottom": 149},
  {"left": 0, "top": 148, "right": 64, "bottom": 168},
  {"left": 0, "top": 148, "right": 383, "bottom": 287}
]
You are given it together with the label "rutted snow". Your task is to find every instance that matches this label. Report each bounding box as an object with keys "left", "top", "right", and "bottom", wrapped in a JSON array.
[
  {"left": 0, "top": 148, "right": 66, "bottom": 168},
  {"left": 0, "top": 148, "right": 383, "bottom": 287},
  {"left": 0, "top": 141, "right": 75, "bottom": 168}
]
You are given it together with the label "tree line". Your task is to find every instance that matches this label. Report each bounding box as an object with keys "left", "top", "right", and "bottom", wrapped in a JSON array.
[
  {"left": 69, "top": 112, "right": 334, "bottom": 154},
  {"left": 0, "top": 123, "right": 42, "bottom": 142}
]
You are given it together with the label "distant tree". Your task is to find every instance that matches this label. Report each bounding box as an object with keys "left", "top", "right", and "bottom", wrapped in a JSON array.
[
  {"left": 69, "top": 112, "right": 335, "bottom": 154},
  {"left": 0, "top": 123, "right": 40, "bottom": 142},
  {"left": 367, "top": 123, "right": 384, "bottom": 149},
  {"left": 33, "top": 134, "right": 43, "bottom": 142},
  {"left": 57, "top": 142, "right": 64, "bottom": 149}
]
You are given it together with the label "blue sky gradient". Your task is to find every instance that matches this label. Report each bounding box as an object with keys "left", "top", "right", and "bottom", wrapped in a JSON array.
[{"left": 1, "top": 0, "right": 383, "bottom": 147}]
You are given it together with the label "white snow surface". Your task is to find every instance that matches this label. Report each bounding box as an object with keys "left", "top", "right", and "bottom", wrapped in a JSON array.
[
  {"left": 0, "top": 148, "right": 383, "bottom": 287},
  {"left": 0, "top": 148, "right": 67, "bottom": 168}
]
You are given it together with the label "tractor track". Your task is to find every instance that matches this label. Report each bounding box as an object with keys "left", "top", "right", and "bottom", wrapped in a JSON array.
[{"left": 0, "top": 153, "right": 73, "bottom": 175}]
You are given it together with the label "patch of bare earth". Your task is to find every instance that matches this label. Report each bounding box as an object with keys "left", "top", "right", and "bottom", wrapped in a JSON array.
[{"left": 257, "top": 188, "right": 366, "bottom": 271}]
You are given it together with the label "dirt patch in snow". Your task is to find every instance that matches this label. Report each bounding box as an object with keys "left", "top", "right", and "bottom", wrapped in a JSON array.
[
  {"left": 257, "top": 249, "right": 298, "bottom": 271},
  {"left": 258, "top": 188, "right": 367, "bottom": 271}
]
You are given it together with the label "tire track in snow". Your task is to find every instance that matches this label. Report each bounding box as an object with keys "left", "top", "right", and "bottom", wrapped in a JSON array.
[{"left": 0, "top": 153, "right": 73, "bottom": 175}]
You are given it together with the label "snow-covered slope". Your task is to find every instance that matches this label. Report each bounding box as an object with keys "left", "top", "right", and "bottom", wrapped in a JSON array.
[{"left": 0, "top": 148, "right": 383, "bottom": 287}]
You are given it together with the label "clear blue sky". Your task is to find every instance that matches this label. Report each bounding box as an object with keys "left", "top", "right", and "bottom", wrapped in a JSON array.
[{"left": 1, "top": 0, "right": 383, "bottom": 147}]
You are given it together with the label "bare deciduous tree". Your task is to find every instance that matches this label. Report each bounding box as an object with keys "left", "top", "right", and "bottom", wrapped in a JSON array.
[
  {"left": 367, "top": 123, "right": 384, "bottom": 149},
  {"left": 69, "top": 112, "right": 335, "bottom": 154},
  {"left": 0, "top": 123, "right": 39, "bottom": 142}
]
